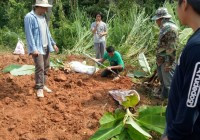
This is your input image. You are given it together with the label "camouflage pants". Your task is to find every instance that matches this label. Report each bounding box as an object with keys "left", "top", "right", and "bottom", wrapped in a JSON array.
[{"left": 157, "top": 62, "right": 175, "bottom": 98}]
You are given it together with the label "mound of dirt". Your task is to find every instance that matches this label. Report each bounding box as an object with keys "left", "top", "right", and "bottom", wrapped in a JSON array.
[{"left": 0, "top": 54, "right": 134, "bottom": 140}]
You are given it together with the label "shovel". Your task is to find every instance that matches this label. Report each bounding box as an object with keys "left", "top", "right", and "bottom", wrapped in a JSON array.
[{"left": 83, "top": 53, "right": 119, "bottom": 77}]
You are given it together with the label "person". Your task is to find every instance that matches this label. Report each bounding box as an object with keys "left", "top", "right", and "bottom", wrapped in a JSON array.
[
  {"left": 95, "top": 46, "right": 124, "bottom": 77},
  {"left": 162, "top": 0, "right": 200, "bottom": 140},
  {"left": 91, "top": 12, "right": 107, "bottom": 59},
  {"left": 152, "top": 8, "right": 178, "bottom": 99},
  {"left": 24, "top": 0, "right": 59, "bottom": 98}
]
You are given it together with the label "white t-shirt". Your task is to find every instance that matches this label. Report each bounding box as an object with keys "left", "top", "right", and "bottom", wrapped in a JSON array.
[
  {"left": 35, "top": 14, "right": 48, "bottom": 48},
  {"left": 91, "top": 21, "right": 107, "bottom": 43}
]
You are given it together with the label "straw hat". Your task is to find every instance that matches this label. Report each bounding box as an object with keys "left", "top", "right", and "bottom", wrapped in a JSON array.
[{"left": 33, "top": 0, "right": 52, "bottom": 8}]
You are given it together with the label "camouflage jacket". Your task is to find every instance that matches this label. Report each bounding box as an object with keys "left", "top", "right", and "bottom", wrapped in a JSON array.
[{"left": 157, "top": 19, "right": 178, "bottom": 68}]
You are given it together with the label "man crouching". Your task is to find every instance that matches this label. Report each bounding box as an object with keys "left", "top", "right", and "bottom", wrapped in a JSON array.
[{"left": 95, "top": 46, "right": 124, "bottom": 77}]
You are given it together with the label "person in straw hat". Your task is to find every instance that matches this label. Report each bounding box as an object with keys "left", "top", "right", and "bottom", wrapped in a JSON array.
[
  {"left": 24, "top": 0, "right": 59, "bottom": 98},
  {"left": 152, "top": 8, "right": 178, "bottom": 99}
]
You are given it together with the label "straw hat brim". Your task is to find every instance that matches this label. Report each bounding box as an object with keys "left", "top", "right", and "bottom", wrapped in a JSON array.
[{"left": 33, "top": 4, "right": 52, "bottom": 8}]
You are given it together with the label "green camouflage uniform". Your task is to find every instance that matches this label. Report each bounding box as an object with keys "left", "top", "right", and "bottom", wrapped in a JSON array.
[
  {"left": 157, "top": 18, "right": 178, "bottom": 69},
  {"left": 152, "top": 8, "right": 178, "bottom": 99}
]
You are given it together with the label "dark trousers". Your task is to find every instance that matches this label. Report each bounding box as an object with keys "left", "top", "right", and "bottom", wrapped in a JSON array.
[
  {"left": 32, "top": 48, "right": 50, "bottom": 89},
  {"left": 157, "top": 62, "right": 175, "bottom": 98},
  {"left": 101, "top": 61, "right": 123, "bottom": 77}
]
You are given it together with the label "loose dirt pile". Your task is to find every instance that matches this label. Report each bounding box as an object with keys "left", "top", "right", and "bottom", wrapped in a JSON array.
[{"left": 0, "top": 54, "right": 135, "bottom": 140}]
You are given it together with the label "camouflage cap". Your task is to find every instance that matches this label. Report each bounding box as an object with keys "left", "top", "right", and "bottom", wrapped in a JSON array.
[{"left": 152, "top": 8, "right": 172, "bottom": 20}]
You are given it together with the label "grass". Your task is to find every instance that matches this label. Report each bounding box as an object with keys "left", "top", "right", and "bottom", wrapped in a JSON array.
[{"left": 0, "top": 2, "right": 193, "bottom": 77}]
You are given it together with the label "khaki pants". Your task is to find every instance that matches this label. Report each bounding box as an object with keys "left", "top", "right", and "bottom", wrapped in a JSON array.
[{"left": 32, "top": 48, "right": 50, "bottom": 89}]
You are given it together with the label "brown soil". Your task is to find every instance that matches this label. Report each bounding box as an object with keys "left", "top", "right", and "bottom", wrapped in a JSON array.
[{"left": 0, "top": 54, "right": 161, "bottom": 140}]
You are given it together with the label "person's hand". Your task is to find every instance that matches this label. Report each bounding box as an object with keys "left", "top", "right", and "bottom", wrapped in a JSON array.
[
  {"left": 93, "top": 58, "right": 98, "bottom": 62},
  {"left": 161, "top": 136, "right": 168, "bottom": 140},
  {"left": 32, "top": 50, "right": 39, "bottom": 57},
  {"left": 96, "top": 21, "right": 100, "bottom": 27},
  {"left": 164, "top": 66, "right": 172, "bottom": 72},
  {"left": 107, "top": 66, "right": 112, "bottom": 71},
  {"left": 164, "top": 63, "right": 172, "bottom": 72},
  {"left": 53, "top": 45, "right": 59, "bottom": 53},
  {"left": 99, "top": 32, "right": 104, "bottom": 37}
]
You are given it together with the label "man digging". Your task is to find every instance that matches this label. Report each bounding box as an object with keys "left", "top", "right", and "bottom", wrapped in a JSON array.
[
  {"left": 24, "top": 0, "right": 59, "bottom": 98},
  {"left": 95, "top": 46, "right": 124, "bottom": 79}
]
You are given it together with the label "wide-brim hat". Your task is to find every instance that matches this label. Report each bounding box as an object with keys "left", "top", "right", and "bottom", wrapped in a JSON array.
[
  {"left": 33, "top": 0, "right": 52, "bottom": 8},
  {"left": 152, "top": 7, "right": 172, "bottom": 20}
]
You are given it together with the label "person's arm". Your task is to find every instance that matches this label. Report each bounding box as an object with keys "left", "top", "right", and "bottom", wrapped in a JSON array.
[
  {"left": 94, "top": 58, "right": 105, "bottom": 63},
  {"left": 107, "top": 65, "right": 122, "bottom": 70},
  {"left": 167, "top": 47, "right": 200, "bottom": 140},
  {"left": 24, "top": 15, "right": 38, "bottom": 54},
  {"left": 99, "top": 31, "right": 107, "bottom": 37},
  {"left": 159, "top": 31, "right": 177, "bottom": 71},
  {"left": 47, "top": 26, "right": 59, "bottom": 53}
]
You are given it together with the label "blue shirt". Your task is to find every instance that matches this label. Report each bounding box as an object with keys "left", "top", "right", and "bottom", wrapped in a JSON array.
[
  {"left": 24, "top": 10, "right": 56, "bottom": 54},
  {"left": 166, "top": 28, "right": 200, "bottom": 140}
]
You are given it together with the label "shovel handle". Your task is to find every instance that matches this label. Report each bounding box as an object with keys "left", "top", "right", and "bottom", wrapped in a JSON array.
[{"left": 83, "top": 53, "right": 118, "bottom": 75}]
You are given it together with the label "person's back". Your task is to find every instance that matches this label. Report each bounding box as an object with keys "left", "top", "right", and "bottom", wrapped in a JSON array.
[
  {"left": 163, "top": 0, "right": 200, "bottom": 140},
  {"left": 167, "top": 28, "right": 200, "bottom": 140}
]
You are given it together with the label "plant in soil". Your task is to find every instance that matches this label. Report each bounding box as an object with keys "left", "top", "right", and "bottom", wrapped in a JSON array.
[{"left": 90, "top": 93, "right": 166, "bottom": 140}]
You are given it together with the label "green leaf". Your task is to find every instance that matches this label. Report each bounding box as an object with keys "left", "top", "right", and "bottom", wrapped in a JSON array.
[
  {"left": 122, "top": 93, "right": 140, "bottom": 108},
  {"left": 138, "top": 106, "right": 166, "bottom": 119},
  {"left": 133, "top": 71, "right": 146, "bottom": 78},
  {"left": 90, "top": 122, "right": 124, "bottom": 140},
  {"left": 50, "top": 59, "right": 64, "bottom": 69},
  {"left": 126, "top": 117, "right": 152, "bottom": 140},
  {"left": 117, "top": 129, "right": 133, "bottom": 140},
  {"left": 179, "top": 28, "right": 193, "bottom": 45},
  {"left": 2, "top": 64, "right": 21, "bottom": 73},
  {"left": 114, "top": 109, "right": 126, "bottom": 120},
  {"left": 100, "top": 110, "right": 125, "bottom": 129},
  {"left": 10, "top": 65, "right": 35, "bottom": 76},
  {"left": 100, "top": 112, "right": 116, "bottom": 126},
  {"left": 137, "top": 115, "right": 166, "bottom": 134},
  {"left": 50, "top": 61, "right": 57, "bottom": 68},
  {"left": 138, "top": 53, "right": 151, "bottom": 74},
  {"left": 56, "top": 58, "right": 64, "bottom": 65},
  {"left": 111, "top": 137, "right": 119, "bottom": 140}
]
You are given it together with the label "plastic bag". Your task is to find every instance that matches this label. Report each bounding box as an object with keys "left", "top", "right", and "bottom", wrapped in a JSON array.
[
  {"left": 13, "top": 39, "right": 25, "bottom": 55},
  {"left": 69, "top": 61, "right": 98, "bottom": 75}
]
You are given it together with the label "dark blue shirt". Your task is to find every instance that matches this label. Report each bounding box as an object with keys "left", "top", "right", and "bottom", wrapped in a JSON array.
[{"left": 167, "top": 28, "right": 200, "bottom": 140}]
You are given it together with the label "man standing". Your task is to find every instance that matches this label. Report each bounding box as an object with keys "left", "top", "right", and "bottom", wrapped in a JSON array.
[
  {"left": 91, "top": 13, "right": 107, "bottom": 59},
  {"left": 152, "top": 8, "right": 178, "bottom": 99},
  {"left": 24, "top": 0, "right": 59, "bottom": 98}
]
